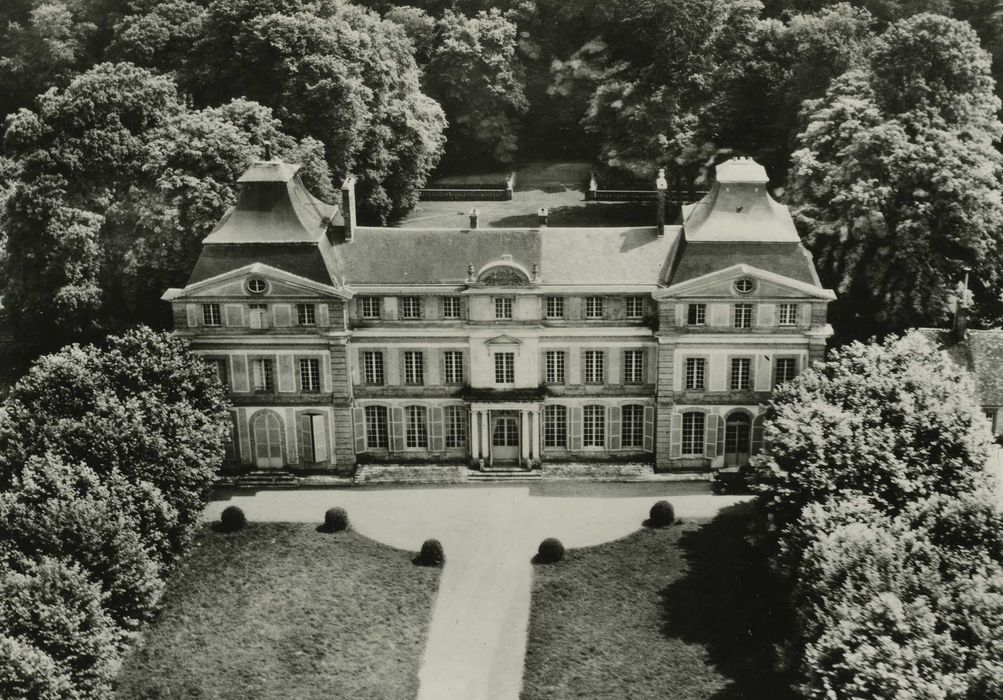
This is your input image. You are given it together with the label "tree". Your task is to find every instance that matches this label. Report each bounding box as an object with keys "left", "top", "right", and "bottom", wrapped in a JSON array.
[
  {"left": 788, "top": 13, "right": 1003, "bottom": 337},
  {"left": 0, "top": 635, "right": 76, "bottom": 700}
]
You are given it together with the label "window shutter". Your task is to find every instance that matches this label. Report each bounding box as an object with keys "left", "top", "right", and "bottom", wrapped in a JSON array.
[
  {"left": 570, "top": 405, "right": 583, "bottom": 450},
  {"left": 224, "top": 304, "right": 244, "bottom": 327},
  {"left": 298, "top": 414, "right": 314, "bottom": 464},
  {"left": 704, "top": 413, "right": 720, "bottom": 458},
  {"left": 353, "top": 407, "right": 366, "bottom": 453},
  {"left": 798, "top": 303, "right": 812, "bottom": 329},
  {"left": 752, "top": 413, "right": 766, "bottom": 455},
  {"left": 278, "top": 355, "right": 295, "bottom": 392},
  {"left": 643, "top": 406, "right": 655, "bottom": 452},
  {"left": 274, "top": 304, "right": 293, "bottom": 327},
  {"left": 539, "top": 351, "right": 547, "bottom": 384},
  {"left": 609, "top": 405, "right": 622, "bottom": 451},
  {"left": 186, "top": 304, "right": 200, "bottom": 327},
  {"left": 670, "top": 412, "right": 682, "bottom": 459},
  {"left": 317, "top": 303, "right": 330, "bottom": 327},
  {"left": 756, "top": 304, "right": 776, "bottom": 327},
  {"left": 231, "top": 355, "right": 249, "bottom": 392},
  {"left": 311, "top": 414, "right": 328, "bottom": 462},
  {"left": 430, "top": 406, "right": 444, "bottom": 452},
  {"left": 391, "top": 406, "right": 405, "bottom": 452}
]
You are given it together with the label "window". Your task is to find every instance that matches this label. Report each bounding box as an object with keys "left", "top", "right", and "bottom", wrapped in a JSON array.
[
  {"left": 544, "top": 405, "right": 567, "bottom": 448},
  {"left": 584, "top": 350, "right": 605, "bottom": 384},
  {"left": 362, "top": 351, "right": 384, "bottom": 385},
  {"left": 404, "top": 351, "right": 424, "bottom": 385},
  {"left": 730, "top": 358, "right": 752, "bottom": 390},
  {"left": 205, "top": 357, "right": 228, "bottom": 387},
  {"left": 623, "top": 350, "right": 645, "bottom": 384},
  {"left": 298, "top": 413, "right": 326, "bottom": 463},
  {"left": 365, "top": 405, "right": 389, "bottom": 449},
  {"left": 734, "top": 278, "right": 755, "bottom": 294},
  {"left": 299, "top": 358, "right": 320, "bottom": 392},
  {"left": 778, "top": 303, "right": 798, "bottom": 326},
  {"left": 585, "top": 296, "right": 604, "bottom": 319},
  {"left": 681, "top": 412, "right": 705, "bottom": 455},
  {"left": 247, "top": 278, "right": 267, "bottom": 294},
  {"left": 405, "top": 406, "right": 428, "bottom": 448},
  {"left": 443, "top": 351, "right": 464, "bottom": 384},
  {"left": 775, "top": 358, "right": 798, "bottom": 385},
  {"left": 251, "top": 359, "right": 274, "bottom": 392},
  {"left": 296, "top": 304, "right": 316, "bottom": 325},
  {"left": 733, "top": 303, "right": 753, "bottom": 328},
  {"left": 400, "top": 296, "right": 422, "bottom": 319},
  {"left": 687, "top": 304, "right": 706, "bottom": 326},
  {"left": 445, "top": 406, "right": 467, "bottom": 448},
  {"left": 249, "top": 303, "right": 269, "bottom": 329},
  {"left": 359, "top": 296, "right": 381, "bottom": 319},
  {"left": 442, "top": 296, "right": 461, "bottom": 319},
  {"left": 625, "top": 297, "right": 645, "bottom": 319},
  {"left": 545, "top": 296, "right": 564, "bottom": 319},
  {"left": 494, "top": 297, "right": 513, "bottom": 319},
  {"left": 684, "top": 357, "right": 705, "bottom": 390},
  {"left": 583, "top": 405, "right": 606, "bottom": 448},
  {"left": 494, "top": 352, "right": 515, "bottom": 384},
  {"left": 202, "top": 303, "right": 221, "bottom": 326},
  {"left": 622, "top": 405, "right": 644, "bottom": 448},
  {"left": 545, "top": 351, "right": 566, "bottom": 384}
]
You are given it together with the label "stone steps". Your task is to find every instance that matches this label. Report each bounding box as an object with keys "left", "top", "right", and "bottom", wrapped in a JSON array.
[
  {"left": 466, "top": 469, "right": 542, "bottom": 482},
  {"left": 223, "top": 471, "right": 301, "bottom": 489}
]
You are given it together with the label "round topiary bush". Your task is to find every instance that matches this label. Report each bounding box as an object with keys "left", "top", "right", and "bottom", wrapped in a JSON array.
[
  {"left": 537, "top": 537, "right": 565, "bottom": 564},
  {"left": 323, "top": 507, "right": 349, "bottom": 532},
  {"left": 219, "top": 505, "right": 246, "bottom": 532},
  {"left": 416, "top": 539, "right": 445, "bottom": 567},
  {"left": 649, "top": 500, "right": 675, "bottom": 527}
]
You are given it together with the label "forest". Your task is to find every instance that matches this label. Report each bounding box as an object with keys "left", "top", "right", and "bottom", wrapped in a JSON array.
[{"left": 1, "top": 0, "right": 1003, "bottom": 352}]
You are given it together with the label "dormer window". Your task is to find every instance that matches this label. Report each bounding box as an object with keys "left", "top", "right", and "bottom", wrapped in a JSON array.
[
  {"left": 247, "top": 278, "right": 268, "bottom": 294},
  {"left": 734, "top": 278, "right": 755, "bottom": 294}
]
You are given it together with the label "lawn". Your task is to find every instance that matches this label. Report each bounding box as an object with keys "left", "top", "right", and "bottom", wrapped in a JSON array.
[
  {"left": 522, "top": 502, "right": 794, "bottom": 699},
  {"left": 115, "top": 523, "right": 440, "bottom": 699}
]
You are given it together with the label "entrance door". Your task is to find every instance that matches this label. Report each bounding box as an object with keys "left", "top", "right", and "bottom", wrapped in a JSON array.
[
  {"left": 491, "top": 414, "right": 520, "bottom": 464},
  {"left": 253, "top": 412, "right": 284, "bottom": 469},
  {"left": 724, "top": 413, "right": 751, "bottom": 467}
]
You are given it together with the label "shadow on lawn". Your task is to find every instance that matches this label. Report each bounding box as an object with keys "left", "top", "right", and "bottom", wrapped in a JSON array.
[{"left": 661, "top": 502, "right": 797, "bottom": 700}]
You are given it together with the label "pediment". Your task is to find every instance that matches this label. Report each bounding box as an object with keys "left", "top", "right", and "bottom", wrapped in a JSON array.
[
  {"left": 162, "top": 263, "right": 349, "bottom": 301},
  {"left": 657, "top": 264, "right": 835, "bottom": 301},
  {"left": 485, "top": 334, "right": 523, "bottom": 346}
]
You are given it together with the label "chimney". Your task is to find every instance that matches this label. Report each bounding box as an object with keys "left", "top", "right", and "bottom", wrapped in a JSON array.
[
  {"left": 263, "top": 140, "right": 272, "bottom": 161},
  {"left": 538, "top": 207, "right": 549, "bottom": 228},
  {"left": 341, "top": 175, "right": 356, "bottom": 242},
  {"left": 953, "top": 269, "right": 973, "bottom": 340},
  {"left": 469, "top": 208, "right": 479, "bottom": 229},
  {"left": 655, "top": 167, "right": 668, "bottom": 237}
]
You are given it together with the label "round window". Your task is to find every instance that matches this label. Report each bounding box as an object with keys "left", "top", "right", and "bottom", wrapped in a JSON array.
[
  {"left": 734, "top": 278, "right": 755, "bottom": 294},
  {"left": 247, "top": 278, "right": 268, "bottom": 294}
]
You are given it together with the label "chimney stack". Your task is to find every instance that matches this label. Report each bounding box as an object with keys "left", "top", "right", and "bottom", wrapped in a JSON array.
[
  {"left": 263, "top": 140, "right": 272, "bottom": 161},
  {"left": 469, "top": 208, "right": 479, "bottom": 229},
  {"left": 341, "top": 175, "right": 356, "bottom": 242},
  {"left": 655, "top": 167, "right": 668, "bottom": 237},
  {"left": 953, "top": 269, "right": 973, "bottom": 340},
  {"left": 538, "top": 207, "right": 549, "bottom": 228}
]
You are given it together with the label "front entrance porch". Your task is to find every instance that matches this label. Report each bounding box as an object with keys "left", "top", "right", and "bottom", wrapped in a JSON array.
[{"left": 470, "top": 402, "right": 542, "bottom": 469}]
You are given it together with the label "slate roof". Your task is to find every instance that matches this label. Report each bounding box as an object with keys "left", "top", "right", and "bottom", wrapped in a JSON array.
[
  {"left": 667, "top": 240, "right": 822, "bottom": 287},
  {"left": 188, "top": 242, "right": 341, "bottom": 286},
  {"left": 919, "top": 329, "right": 1003, "bottom": 406}
]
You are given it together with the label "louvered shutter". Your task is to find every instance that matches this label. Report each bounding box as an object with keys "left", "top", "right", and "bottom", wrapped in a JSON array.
[
  {"left": 669, "top": 412, "right": 683, "bottom": 459},
  {"left": 704, "top": 413, "right": 720, "bottom": 458},
  {"left": 570, "top": 405, "right": 583, "bottom": 451},
  {"left": 186, "top": 304, "right": 200, "bottom": 327},
  {"left": 278, "top": 355, "right": 295, "bottom": 392},
  {"left": 430, "top": 406, "right": 445, "bottom": 452},
  {"left": 643, "top": 406, "right": 655, "bottom": 452},
  {"left": 274, "top": 304, "right": 293, "bottom": 327},
  {"left": 299, "top": 414, "right": 314, "bottom": 463},
  {"left": 609, "top": 405, "right": 622, "bottom": 451},
  {"left": 752, "top": 413, "right": 766, "bottom": 455},
  {"left": 391, "top": 406, "right": 405, "bottom": 452},
  {"left": 311, "top": 414, "right": 328, "bottom": 462},
  {"left": 353, "top": 407, "right": 366, "bottom": 453}
]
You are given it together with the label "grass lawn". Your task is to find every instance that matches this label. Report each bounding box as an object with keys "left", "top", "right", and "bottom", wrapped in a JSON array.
[
  {"left": 115, "top": 523, "right": 440, "bottom": 699},
  {"left": 522, "top": 502, "right": 794, "bottom": 700}
]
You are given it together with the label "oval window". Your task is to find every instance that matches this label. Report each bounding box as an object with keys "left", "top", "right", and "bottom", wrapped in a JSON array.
[
  {"left": 247, "top": 278, "right": 268, "bottom": 294},
  {"left": 734, "top": 278, "right": 755, "bottom": 294}
]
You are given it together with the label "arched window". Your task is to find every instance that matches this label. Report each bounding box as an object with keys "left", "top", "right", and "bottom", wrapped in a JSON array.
[
  {"left": 543, "top": 405, "right": 567, "bottom": 448},
  {"left": 681, "top": 412, "right": 705, "bottom": 456},
  {"left": 251, "top": 411, "right": 284, "bottom": 468}
]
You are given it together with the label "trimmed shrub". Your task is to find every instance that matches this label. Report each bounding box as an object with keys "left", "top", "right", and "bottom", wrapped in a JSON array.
[
  {"left": 537, "top": 538, "right": 565, "bottom": 564},
  {"left": 219, "top": 506, "right": 246, "bottom": 532},
  {"left": 416, "top": 539, "right": 445, "bottom": 567},
  {"left": 649, "top": 500, "right": 675, "bottom": 527},
  {"left": 323, "top": 507, "right": 349, "bottom": 533}
]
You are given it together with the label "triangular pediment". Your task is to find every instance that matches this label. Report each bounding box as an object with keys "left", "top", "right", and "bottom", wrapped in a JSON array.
[
  {"left": 655, "top": 264, "right": 835, "bottom": 300},
  {"left": 162, "top": 263, "right": 350, "bottom": 301},
  {"left": 485, "top": 334, "right": 523, "bottom": 346}
]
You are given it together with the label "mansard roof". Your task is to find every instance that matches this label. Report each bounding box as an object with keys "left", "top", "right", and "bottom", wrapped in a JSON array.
[
  {"left": 919, "top": 328, "right": 1003, "bottom": 406},
  {"left": 666, "top": 240, "right": 821, "bottom": 287}
]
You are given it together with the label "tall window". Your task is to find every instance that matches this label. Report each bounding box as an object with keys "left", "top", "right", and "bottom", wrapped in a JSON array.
[
  {"left": 206, "top": 357, "right": 228, "bottom": 387},
  {"left": 733, "top": 303, "right": 753, "bottom": 328},
  {"left": 583, "top": 405, "right": 606, "bottom": 447},
  {"left": 775, "top": 358, "right": 797, "bottom": 385},
  {"left": 622, "top": 405, "right": 644, "bottom": 448},
  {"left": 544, "top": 405, "right": 567, "bottom": 448},
  {"left": 400, "top": 296, "right": 422, "bottom": 319},
  {"left": 202, "top": 303, "right": 221, "bottom": 326},
  {"left": 585, "top": 296, "right": 604, "bottom": 319},
  {"left": 251, "top": 358, "right": 274, "bottom": 392},
  {"left": 298, "top": 413, "right": 325, "bottom": 463},
  {"left": 365, "top": 405, "right": 389, "bottom": 449},
  {"left": 778, "top": 303, "right": 798, "bottom": 326},
  {"left": 730, "top": 358, "right": 752, "bottom": 390},
  {"left": 443, "top": 351, "right": 464, "bottom": 384},
  {"left": 362, "top": 351, "right": 384, "bottom": 384},
  {"left": 299, "top": 358, "right": 320, "bottom": 392},
  {"left": 584, "top": 350, "right": 605, "bottom": 384},
  {"left": 687, "top": 304, "right": 706, "bottom": 326},
  {"left": 625, "top": 297, "right": 645, "bottom": 319},
  {"left": 359, "top": 296, "right": 381, "bottom": 319},
  {"left": 404, "top": 351, "right": 424, "bottom": 385},
  {"left": 681, "top": 412, "right": 705, "bottom": 455},
  {"left": 684, "top": 357, "right": 705, "bottom": 390},
  {"left": 297, "top": 304, "right": 316, "bottom": 325},
  {"left": 442, "top": 296, "right": 461, "bottom": 319},
  {"left": 405, "top": 406, "right": 428, "bottom": 448},
  {"left": 545, "top": 350, "right": 565, "bottom": 384},
  {"left": 623, "top": 350, "right": 644, "bottom": 384},
  {"left": 249, "top": 303, "right": 269, "bottom": 329},
  {"left": 545, "top": 296, "right": 564, "bottom": 319},
  {"left": 494, "top": 352, "right": 515, "bottom": 384},
  {"left": 494, "top": 297, "right": 513, "bottom": 319},
  {"left": 445, "top": 406, "right": 467, "bottom": 448}
]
